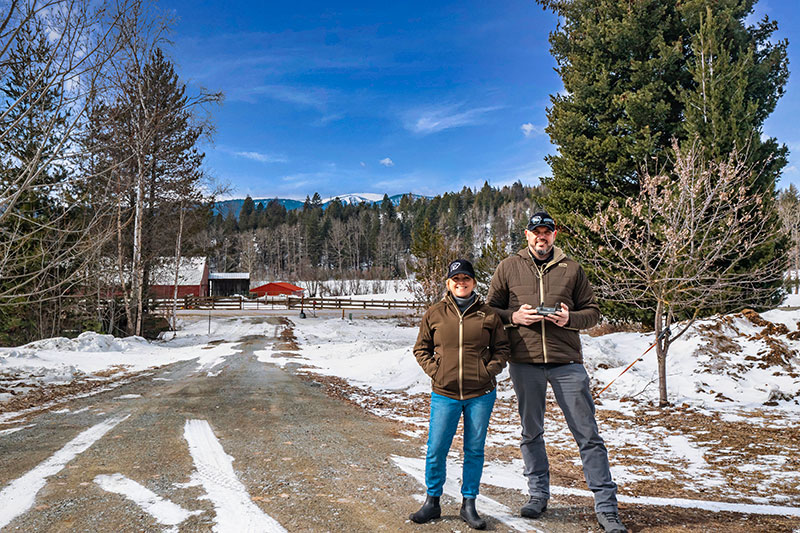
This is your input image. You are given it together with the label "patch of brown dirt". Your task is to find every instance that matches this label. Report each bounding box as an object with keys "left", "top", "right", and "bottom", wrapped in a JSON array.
[
  {"left": 271, "top": 351, "right": 301, "bottom": 359},
  {"left": 586, "top": 321, "right": 649, "bottom": 337},
  {"left": 93, "top": 365, "right": 129, "bottom": 378},
  {"left": 277, "top": 324, "right": 299, "bottom": 350},
  {"left": 0, "top": 369, "right": 154, "bottom": 417}
]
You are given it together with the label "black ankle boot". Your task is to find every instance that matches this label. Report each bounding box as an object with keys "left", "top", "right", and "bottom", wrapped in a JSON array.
[
  {"left": 460, "top": 497, "right": 486, "bottom": 530},
  {"left": 409, "top": 495, "right": 441, "bottom": 523}
]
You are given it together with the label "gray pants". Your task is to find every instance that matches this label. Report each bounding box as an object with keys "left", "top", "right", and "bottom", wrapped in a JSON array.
[{"left": 509, "top": 362, "right": 618, "bottom": 512}]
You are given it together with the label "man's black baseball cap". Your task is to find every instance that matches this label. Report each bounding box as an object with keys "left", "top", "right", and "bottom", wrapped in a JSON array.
[{"left": 527, "top": 211, "right": 556, "bottom": 231}]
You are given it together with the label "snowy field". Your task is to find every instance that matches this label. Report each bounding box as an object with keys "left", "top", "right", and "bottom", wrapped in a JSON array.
[
  {"left": 1, "top": 289, "right": 800, "bottom": 528},
  {"left": 261, "top": 290, "right": 800, "bottom": 522}
]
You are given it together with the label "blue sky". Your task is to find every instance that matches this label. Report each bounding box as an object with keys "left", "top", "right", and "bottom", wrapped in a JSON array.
[{"left": 161, "top": 0, "right": 800, "bottom": 200}]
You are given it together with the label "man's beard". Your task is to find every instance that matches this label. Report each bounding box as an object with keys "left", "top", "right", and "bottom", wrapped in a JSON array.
[{"left": 531, "top": 243, "right": 552, "bottom": 259}]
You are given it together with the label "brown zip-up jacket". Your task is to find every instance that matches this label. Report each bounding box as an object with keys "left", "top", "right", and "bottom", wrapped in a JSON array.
[
  {"left": 413, "top": 293, "right": 510, "bottom": 400},
  {"left": 487, "top": 246, "right": 599, "bottom": 364}
]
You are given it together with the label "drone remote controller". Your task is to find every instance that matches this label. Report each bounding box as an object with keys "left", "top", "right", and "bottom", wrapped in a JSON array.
[{"left": 537, "top": 302, "right": 561, "bottom": 316}]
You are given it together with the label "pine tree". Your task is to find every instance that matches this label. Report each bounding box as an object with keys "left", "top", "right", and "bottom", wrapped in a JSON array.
[
  {"left": 264, "top": 199, "right": 287, "bottom": 228},
  {"left": 539, "top": 0, "right": 687, "bottom": 226},
  {"left": 0, "top": 16, "right": 72, "bottom": 343},
  {"left": 253, "top": 201, "right": 265, "bottom": 228},
  {"left": 94, "top": 45, "right": 220, "bottom": 334},
  {"left": 537, "top": 0, "right": 789, "bottom": 318},
  {"left": 409, "top": 219, "right": 450, "bottom": 306},
  {"left": 474, "top": 236, "right": 509, "bottom": 299},
  {"left": 380, "top": 194, "right": 395, "bottom": 220},
  {"left": 538, "top": 0, "right": 787, "bottom": 224},
  {"left": 677, "top": 2, "right": 789, "bottom": 311},
  {"left": 240, "top": 196, "right": 256, "bottom": 230}
]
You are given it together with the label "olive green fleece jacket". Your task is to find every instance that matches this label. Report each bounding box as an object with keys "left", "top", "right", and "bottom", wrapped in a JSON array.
[
  {"left": 413, "top": 293, "right": 510, "bottom": 401},
  {"left": 487, "top": 246, "right": 600, "bottom": 364}
]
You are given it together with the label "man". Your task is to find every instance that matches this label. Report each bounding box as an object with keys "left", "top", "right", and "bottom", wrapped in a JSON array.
[{"left": 487, "top": 211, "right": 626, "bottom": 533}]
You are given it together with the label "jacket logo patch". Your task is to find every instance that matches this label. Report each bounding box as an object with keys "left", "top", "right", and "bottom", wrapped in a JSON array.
[
  {"left": 476, "top": 311, "right": 485, "bottom": 317},
  {"left": 559, "top": 263, "right": 567, "bottom": 268}
]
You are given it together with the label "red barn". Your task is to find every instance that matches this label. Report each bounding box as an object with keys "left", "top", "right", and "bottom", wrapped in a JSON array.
[
  {"left": 251, "top": 282, "right": 305, "bottom": 297},
  {"left": 149, "top": 257, "right": 209, "bottom": 298}
]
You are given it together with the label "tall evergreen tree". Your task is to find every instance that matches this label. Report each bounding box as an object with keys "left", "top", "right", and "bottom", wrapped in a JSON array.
[
  {"left": 538, "top": 0, "right": 787, "bottom": 224},
  {"left": 264, "top": 199, "right": 287, "bottom": 227},
  {"left": 538, "top": 0, "right": 687, "bottom": 225},
  {"left": 537, "top": 0, "right": 789, "bottom": 317},
  {"left": 95, "top": 46, "right": 220, "bottom": 334},
  {"left": 677, "top": 2, "right": 789, "bottom": 310},
  {"left": 380, "top": 194, "right": 396, "bottom": 220},
  {"left": 239, "top": 196, "right": 256, "bottom": 230}
]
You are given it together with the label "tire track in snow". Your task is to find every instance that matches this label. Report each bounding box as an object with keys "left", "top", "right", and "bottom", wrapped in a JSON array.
[
  {"left": 94, "top": 473, "right": 201, "bottom": 528},
  {"left": 393, "top": 455, "right": 800, "bottom": 521},
  {"left": 0, "top": 415, "right": 128, "bottom": 528},
  {"left": 183, "top": 419, "right": 287, "bottom": 533}
]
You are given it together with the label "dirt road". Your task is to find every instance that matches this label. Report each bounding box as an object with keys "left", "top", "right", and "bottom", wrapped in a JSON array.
[{"left": 0, "top": 316, "right": 581, "bottom": 533}]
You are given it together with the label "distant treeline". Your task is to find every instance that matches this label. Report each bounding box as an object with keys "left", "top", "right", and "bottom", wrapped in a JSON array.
[{"left": 207, "top": 182, "right": 543, "bottom": 282}]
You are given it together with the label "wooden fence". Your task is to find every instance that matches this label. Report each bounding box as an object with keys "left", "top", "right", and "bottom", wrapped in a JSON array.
[
  {"left": 286, "top": 296, "right": 424, "bottom": 310},
  {"left": 147, "top": 295, "right": 424, "bottom": 311}
]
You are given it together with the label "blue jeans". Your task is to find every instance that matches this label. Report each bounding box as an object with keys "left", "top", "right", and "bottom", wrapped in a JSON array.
[
  {"left": 509, "top": 362, "right": 618, "bottom": 512},
  {"left": 424, "top": 390, "right": 496, "bottom": 499}
]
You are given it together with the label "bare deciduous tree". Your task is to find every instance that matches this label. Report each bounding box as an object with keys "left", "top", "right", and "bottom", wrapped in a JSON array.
[
  {"left": 0, "top": 0, "right": 140, "bottom": 343},
  {"left": 778, "top": 185, "right": 800, "bottom": 294},
  {"left": 581, "top": 140, "right": 787, "bottom": 406}
]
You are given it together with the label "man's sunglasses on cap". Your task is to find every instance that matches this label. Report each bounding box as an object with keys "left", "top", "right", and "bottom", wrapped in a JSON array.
[{"left": 527, "top": 214, "right": 555, "bottom": 231}]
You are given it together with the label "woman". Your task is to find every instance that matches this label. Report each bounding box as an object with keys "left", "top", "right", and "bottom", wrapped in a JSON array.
[{"left": 410, "top": 259, "right": 510, "bottom": 530}]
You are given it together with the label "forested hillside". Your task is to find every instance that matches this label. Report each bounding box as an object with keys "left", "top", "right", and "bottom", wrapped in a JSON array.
[{"left": 206, "top": 183, "right": 543, "bottom": 283}]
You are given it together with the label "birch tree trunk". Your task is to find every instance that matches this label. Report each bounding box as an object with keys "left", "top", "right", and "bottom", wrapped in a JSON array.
[
  {"left": 171, "top": 202, "right": 185, "bottom": 332},
  {"left": 132, "top": 154, "right": 145, "bottom": 336}
]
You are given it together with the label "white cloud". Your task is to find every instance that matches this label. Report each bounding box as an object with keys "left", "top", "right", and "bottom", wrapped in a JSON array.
[
  {"left": 379, "top": 157, "right": 394, "bottom": 167},
  {"left": 235, "top": 84, "right": 328, "bottom": 110},
  {"left": 520, "top": 122, "right": 544, "bottom": 137},
  {"left": 234, "top": 151, "right": 288, "bottom": 164},
  {"left": 360, "top": 161, "right": 366, "bottom": 167},
  {"left": 406, "top": 103, "right": 503, "bottom": 135}
]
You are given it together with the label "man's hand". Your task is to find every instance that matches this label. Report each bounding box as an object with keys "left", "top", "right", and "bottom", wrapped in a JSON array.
[
  {"left": 512, "top": 304, "right": 544, "bottom": 326},
  {"left": 544, "top": 302, "right": 569, "bottom": 327}
]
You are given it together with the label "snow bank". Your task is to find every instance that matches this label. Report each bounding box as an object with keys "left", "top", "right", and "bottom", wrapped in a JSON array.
[
  {"left": 585, "top": 309, "right": 800, "bottom": 409},
  {"left": 278, "top": 308, "right": 799, "bottom": 411},
  {"left": 3, "top": 332, "right": 148, "bottom": 358},
  {"left": 260, "top": 316, "right": 433, "bottom": 396}
]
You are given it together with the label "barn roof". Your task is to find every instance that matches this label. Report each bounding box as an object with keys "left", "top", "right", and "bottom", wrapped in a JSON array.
[
  {"left": 149, "top": 257, "right": 207, "bottom": 286},
  {"left": 209, "top": 272, "right": 250, "bottom": 280}
]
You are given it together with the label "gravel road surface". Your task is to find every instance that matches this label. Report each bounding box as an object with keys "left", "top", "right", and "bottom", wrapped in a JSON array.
[{"left": 0, "top": 315, "right": 597, "bottom": 532}]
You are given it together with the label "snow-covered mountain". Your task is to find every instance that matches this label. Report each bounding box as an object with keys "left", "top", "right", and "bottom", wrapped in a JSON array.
[
  {"left": 321, "top": 193, "right": 386, "bottom": 205},
  {"left": 214, "top": 192, "right": 429, "bottom": 219}
]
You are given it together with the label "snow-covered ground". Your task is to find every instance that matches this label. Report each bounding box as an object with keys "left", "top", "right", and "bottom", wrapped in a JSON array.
[
  {"left": 259, "top": 288, "right": 800, "bottom": 517},
  {"left": 0, "top": 324, "right": 250, "bottom": 410},
  {"left": 2, "top": 287, "right": 800, "bottom": 524}
]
